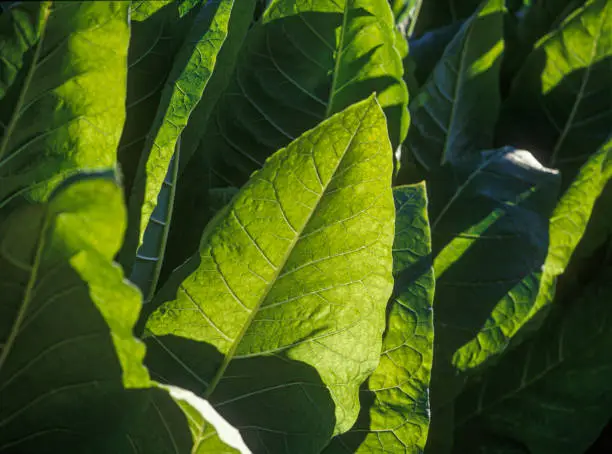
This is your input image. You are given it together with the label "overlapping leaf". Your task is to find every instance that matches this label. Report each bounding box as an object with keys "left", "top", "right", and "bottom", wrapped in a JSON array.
[
  {"left": 0, "top": 2, "right": 47, "bottom": 100},
  {"left": 187, "top": 0, "right": 408, "bottom": 187},
  {"left": 164, "top": 0, "right": 409, "bottom": 288},
  {"left": 124, "top": 0, "right": 253, "bottom": 267},
  {"left": 498, "top": 0, "right": 612, "bottom": 183},
  {"left": 118, "top": 0, "right": 201, "bottom": 197},
  {"left": 0, "top": 1, "right": 129, "bottom": 216},
  {"left": 144, "top": 97, "right": 395, "bottom": 453},
  {"left": 429, "top": 147, "right": 560, "bottom": 404},
  {"left": 453, "top": 267, "right": 612, "bottom": 454},
  {"left": 0, "top": 173, "right": 248, "bottom": 453},
  {"left": 404, "top": 0, "right": 505, "bottom": 174},
  {"left": 325, "top": 184, "right": 435, "bottom": 453}
]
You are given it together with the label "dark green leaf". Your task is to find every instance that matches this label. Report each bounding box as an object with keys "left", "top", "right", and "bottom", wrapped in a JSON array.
[
  {"left": 325, "top": 183, "right": 434, "bottom": 453},
  {"left": 408, "top": 20, "right": 464, "bottom": 85},
  {"left": 0, "top": 2, "right": 47, "bottom": 100},
  {"left": 428, "top": 147, "right": 559, "bottom": 407},
  {"left": 123, "top": 0, "right": 256, "bottom": 290},
  {"left": 497, "top": 0, "right": 612, "bottom": 184},
  {"left": 144, "top": 97, "right": 395, "bottom": 452},
  {"left": 124, "top": 0, "right": 248, "bottom": 261},
  {"left": 190, "top": 0, "right": 408, "bottom": 186},
  {"left": 453, "top": 266, "right": 612, "bottom": 454},
  {"left": 402, "top": 0, "right": 505, "bottom": 175},
  {"left": 0, "top": 172, "right": 247, "bottom": 453},
  {"left": 412, "top": 0, "right": 483, "bottom": 37},
  {"left": 118, "top": 0, "right": 200, "bottom": 198}
]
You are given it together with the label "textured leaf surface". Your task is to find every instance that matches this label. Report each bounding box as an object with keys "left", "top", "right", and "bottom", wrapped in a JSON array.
[
  {"left": 0, "top": 173, "right": 246, "bottom": 453},
  {"left": 0, "top": 1, "right": 129, "bottom": 214},
  {"left": 454, "top": 267, "right": 612, "bottom": 454},
  {"left": 164, "top": 0, "right": 408, "bottom": 279},
  {"left": 325, "top": 184, "right": 434, "bottom": 453},
  {"left": 118, "top": 0, "right": 199, "bottom": 197},
  {"left": 131, "top": 0, "right": 176, "bottom": 21},
  {"left": 127, "top": 0, "right": 242, "bottom": 256},
  {"left": 193, "top": 0, "right": 408, "bottom": 188},
  {"left": 428, "top": 148, "right": 560, "bottom": 407},
  {"left": 144, "top": 97, "right": 395, "bottom": 453},
  {"left": 405, "top": 0, "right": 505, "bottom": 173},
  {"left": 498, "top": 0, "right": 612, "bottom": 183},
  {"left": 0, "top": 2, "right": 47, "bottom": 100}
]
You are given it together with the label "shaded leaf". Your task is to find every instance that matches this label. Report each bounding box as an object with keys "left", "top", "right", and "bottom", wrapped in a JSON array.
[
  {"left": 144, "top": 97, "right": 395, "bottom": 452},
  {"left": 325, "top": 183, "right": 434, "bottom": 453},
  {"left": 403, "top": 0, "right": 505, "bottom": 175},
  {"left": 454, "top": 266, "right": 612, "bottom": 454},
  {"left": 125, "top": 0, "right": 247, "bottom": 263},
  {"left": 428, "top": 147, "right": 559, "bottom": 411},
  {"left": 0, "top": 172, "right": 247, "bottom": 453},
  {"left": 497, "top": 0, "right": 612, "bottom": 184},
  {"left": 0, "top": 2, "right": 47, "bottom": 100},
  {"left": 191, "top": 0, "right": 408, "bottom": 185},
  {"left": 118, "top": 0, "right": 200, "bottom": 197}
]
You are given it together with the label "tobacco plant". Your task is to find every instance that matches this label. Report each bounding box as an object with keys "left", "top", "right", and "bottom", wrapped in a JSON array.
[{"left": 0, "top": 0, "right": 610, "bottom": 453}]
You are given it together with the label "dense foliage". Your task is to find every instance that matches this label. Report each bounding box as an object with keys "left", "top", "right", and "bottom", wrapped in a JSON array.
[{"left": 0, "top": 0, "right": 610, "bottom": 453}]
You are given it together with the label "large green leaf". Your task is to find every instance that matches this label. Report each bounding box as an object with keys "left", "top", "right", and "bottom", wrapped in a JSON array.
[
  {"left": 143, "top": 97, "right": 395, "bottom": 453},
  {"left": 123, "top": 0, "right": 256, "bottom": 299},
  {"left": 403, "top": 0, "right": 505, "bottom": 175},
  {"left": 411, "top": 0, "right": 483, "bottom": 37},
  {"left": 428, "top": 147, "right": 560, "bottom": 406},
  {"left": 118, "top": 0, "right": 200, "bottom": 198},
  {"left": 163, "top": 0, "right": 408, "bottom": 287},
  {"left": 517, "top": 0, "right": 587, "bottom": 46},
  {"left": 408, "top": 20, "right": 464, "bottom": 85},
  {"left": 0, "top": 172, "right": 248, "bottom": 453},
  {"left": 124, "top": 0, "right": 251, "bottom": 263},
  {"left": 497, "top": 0, "right": 612, "bottom": 183},
  {"left": 453, "top": 266, "right": 612, "bottom": 454},
  {"left": 190, "top": 0, "right": 408, "bottom": 185},
  {"left": 131, "top": 0, "right": 176, "bottom": 21},
  {"left": 0, "top": 2, "right": 47, "bottom": 100},
  {"left": 0, "top": 1, "right": 129, "bottom": 216},
  {"left": 501, "top": 136, "right": 612, "bottom": 348},
  {"left": 325, "top": 183, "right": 435, "bottom": 453}
]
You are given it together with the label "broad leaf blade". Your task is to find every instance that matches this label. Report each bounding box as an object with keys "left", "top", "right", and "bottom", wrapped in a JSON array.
[
  {"left": 506, "top": 136, "right": 612, "bottom": 344},
  {"left": 144, "top": 97, "right": 395, "bottom": 452},
  {"left": 192, "top": 0, "right": 408, "bottom": 186},
  {"left": 118, "top": 0, "right": 200, "bottom": 197},
  {"left": 164, "top": 0, "right": 408, "bottom": 278},
  {"left": 325, "top": 183, "right": 435, "bottom": 453},
  {"left": 0, "top": 1, "right": 129, "bottom": 214},
  {"left": 430, "top": 148, "right": 559, "bottom": 401},
  {"left": 0, "top": 2, "right": 47, "bottom": 100},
  {"left": 125, "top": 0, "right": 247, "bottom": 262},
  {"left": 404, "top": 0, "right": 505, "bottom": 173},
  {"left": 454, "top": 266, "right": 612, "bottom": 454},
  {"left": 0, "top": 173, "right": 246, "bottom": 453},
  {"left": 497, "top": 0, "right": 612, "bottom": 183}
]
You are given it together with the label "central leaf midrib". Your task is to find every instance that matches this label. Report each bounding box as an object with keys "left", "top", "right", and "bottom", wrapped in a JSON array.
[
  {"left": 439, "top": 15, "right": 475, "bottom": 166},
  {"left": 0, "top": 1, "right": 51, "bottom": 162},
  {"left": 0, "top": 207, "right": 51, "bottom": 375},
  {"left": 203, "top": 101, "right": 373, "bottom": 398},
  {"left": 549, "top": 2, "right": 604, "bottom": 166},
  {"left": 456, "top": 307, "right": 610, "bottom": 427},
  {"left": 325, "top": 1, "right": 350, "bottom": 118}
]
